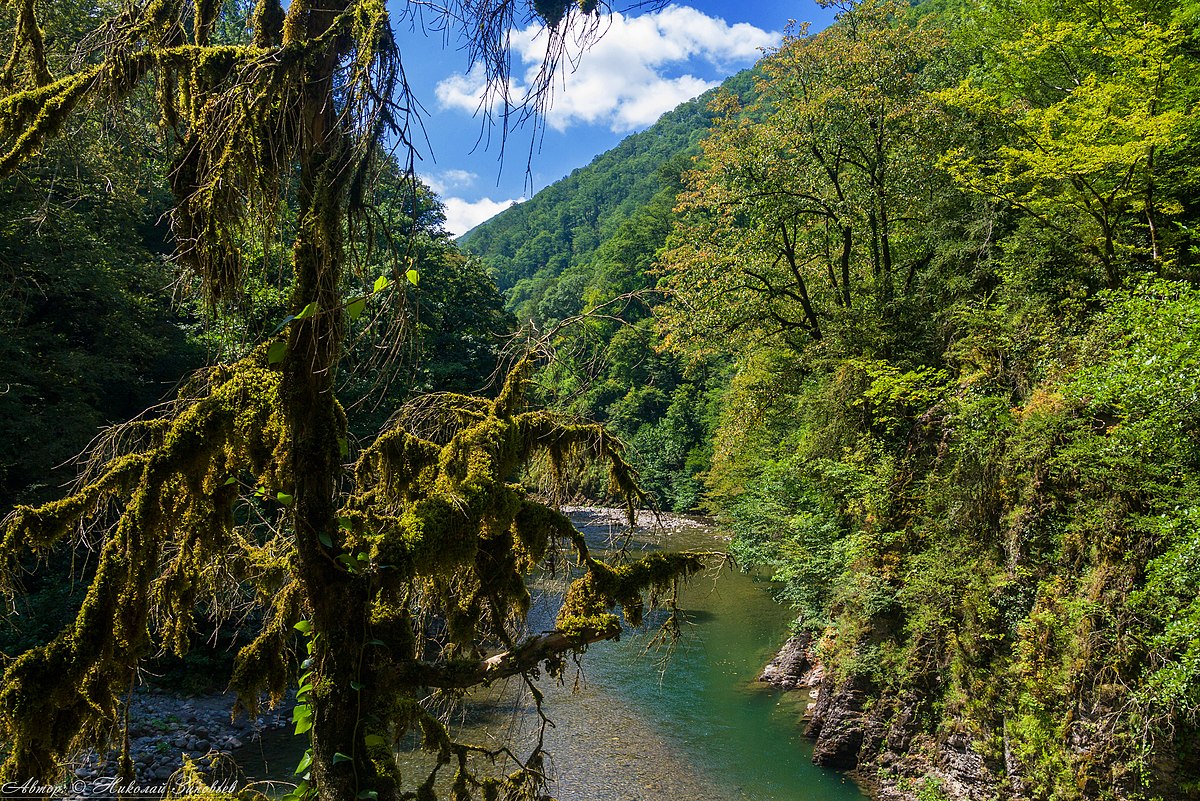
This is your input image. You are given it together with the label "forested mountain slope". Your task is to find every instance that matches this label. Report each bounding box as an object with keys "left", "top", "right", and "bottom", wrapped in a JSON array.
[
  {"left": 459, "top": 68, "right": 753, "bottom": 297},
  {"left": 653, "top": 0, "right": 1200, "bottom": 798},
  {"left": 459, "top": 71, "right": 758, "bottom": 511}
]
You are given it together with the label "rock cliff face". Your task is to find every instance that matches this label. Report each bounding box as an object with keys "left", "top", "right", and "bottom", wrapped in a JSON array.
[
  {"left": 784, "top": 640, "right": 1200, "bottom": 801},
  {"left": 805, "top": 675, "right": 868, "bottom": 771},
  {"left": 762, "top": 636, "right": 1003, "bottom": 801}
]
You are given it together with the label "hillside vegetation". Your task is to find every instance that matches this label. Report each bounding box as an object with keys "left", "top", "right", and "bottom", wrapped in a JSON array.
[
  {"left": 466, "top": 0, "right": 1200, "bottom": 796},
  {"left": 460, "top": 72, "right": 757, "bottom": 510},
  {"left": 3, "top": 0, "right": 1199, "bottom": 795}
]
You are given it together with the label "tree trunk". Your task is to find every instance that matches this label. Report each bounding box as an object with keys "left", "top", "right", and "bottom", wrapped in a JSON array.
[
  {"left": 840, "top": 223, "right": 853, "bottom": 308},
  {"left": 281, "top": 4, "right": 376, "bottom": 801}
]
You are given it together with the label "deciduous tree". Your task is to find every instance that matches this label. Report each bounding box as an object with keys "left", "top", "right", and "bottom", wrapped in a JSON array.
[
  {"left": 938, "top": 0, "right": 1193, "bottom": 287},
  {"left": 659, "top": 0, "right": 949, "bottom": 351}
]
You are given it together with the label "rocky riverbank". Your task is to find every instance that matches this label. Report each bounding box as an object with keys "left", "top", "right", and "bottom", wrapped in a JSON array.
[
  {"left": 62, "top": 687, "right": 292, "bottom": 797},
  {"left": 757, "top": 634, "right": 997, "bottom": 801}
]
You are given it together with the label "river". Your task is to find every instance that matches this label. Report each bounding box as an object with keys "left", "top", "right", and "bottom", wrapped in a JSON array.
[{"left": 235, "top": 508, "right": 866, "bottom": 801}]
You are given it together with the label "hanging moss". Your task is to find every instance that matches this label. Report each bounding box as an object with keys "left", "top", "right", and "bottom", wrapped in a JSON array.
[
  {"left": 0, "top": 1, "right": 711, "bottom": 794},
  {"left": 0, "top": 351, "right": 298, "bottom": 778},
  {"left": 229, "top": 581, "right": 300, "bottom": 716}
]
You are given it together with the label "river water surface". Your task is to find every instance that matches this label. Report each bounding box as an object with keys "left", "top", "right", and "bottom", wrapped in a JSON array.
[{"left": 237, "top": 508, "right": 866, "bottom": 801}]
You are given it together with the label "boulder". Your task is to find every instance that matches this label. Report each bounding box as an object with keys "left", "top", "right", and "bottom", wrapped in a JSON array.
[{"left": 757, "top": 632, "right": 813, "bottom": 690}]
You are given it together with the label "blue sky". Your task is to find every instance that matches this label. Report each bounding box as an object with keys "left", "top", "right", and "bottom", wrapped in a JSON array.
[{"left": 386, "top": 1, "right": 838, "bottom": 236}]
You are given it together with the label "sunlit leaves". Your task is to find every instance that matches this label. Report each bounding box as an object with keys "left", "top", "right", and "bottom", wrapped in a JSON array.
[{"left": 937, "top": 0, "right": 1191, "bottom": 285}]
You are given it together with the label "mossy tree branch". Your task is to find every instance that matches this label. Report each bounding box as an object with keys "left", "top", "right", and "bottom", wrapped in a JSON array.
[{"left": 0, "top": 1, "right": 696, "bottom": 799}]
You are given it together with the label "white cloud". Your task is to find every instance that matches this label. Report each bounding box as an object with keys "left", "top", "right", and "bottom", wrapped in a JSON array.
[
  {"left": 443, "top": 196, "right": 520, "bottom": 238},
  {"left": 435, "top": 6, "right": 778, "bottom": 133},
  {"left": 424, "top": 169, "right": 478, "bottom": 196}
]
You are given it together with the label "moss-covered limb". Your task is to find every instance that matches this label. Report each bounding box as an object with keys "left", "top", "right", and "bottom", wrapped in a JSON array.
[
  {"left": 0, "top": 0, "right": 52, "bottom": 88},
  {"left": 342, "top": 361, "right": 648, "bottom": 675},
  {"left": 512, "top": 498, "right": 589, "bottom": 563},
  {"left": 0, "top": 488, "right": 167, "bottom": 781},
  {"left": 0, "top": 355, "right": 295, "bottom": 781},
  {"left": 558, "top": 551, "right": 711, "bottom": 630},
  {"left": 387, "top": 393, "right": 492, "bottom": 445},
  {"left": 352, "top": 427, "right": 441, "bottom": 499},
  {"left": 194, "top": 0, "right": 220, "bottom": 46},
  {"left": 0, "top": 65, "right": 101, "bottom": 176},
  {"left": 0, "top": 35, "right": 277, "bottom": 183},
  {"left": 387, "top": 623, "right": 621, "bottom": 693},
  {"left": 514, "top": 410, "right": 646, "bottom": 514},
  {"left": 252, "top": 0, "right": 285, "bottom": 48},
  {"left": 490, "top": 354, "right": 534, "bottom": 419},
  {"left": 386, "top": 551, "right": 717, "bottom": 692},
  {"left": 0, "top": 453, "right": 148, "bottom": 583}
]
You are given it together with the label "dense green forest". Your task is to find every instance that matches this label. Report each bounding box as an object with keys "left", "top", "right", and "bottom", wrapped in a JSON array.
[
  {"left": 465, "top": 0, "right": 1200, "bottom": 797},
  {"left": 0, "top": 2, "right": 711, "bottom": 800},
  {"left": 3, "top": 0, "right": 1200, "bottom": 798},
  {"left": 459, "top": 77, "right": 757, "bottom": 510}
]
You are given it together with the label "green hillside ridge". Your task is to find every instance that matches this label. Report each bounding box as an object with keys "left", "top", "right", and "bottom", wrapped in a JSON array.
[
  {"left": 458, "top": 71, "right": 758, "bottom": 512},
  {"left": 459, "top": 68, "right": 755, "bottom": 298},
  {"left": 3, "top": 0, "right": 1200, "bottom": 798}
]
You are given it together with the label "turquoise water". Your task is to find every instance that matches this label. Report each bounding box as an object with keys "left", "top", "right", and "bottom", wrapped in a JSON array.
[
  {"left": 235, "top": 509, "right": 866, "bottom": 801},
  {"left": 520, "top": 509, "right": 866, "bottom": 801}
]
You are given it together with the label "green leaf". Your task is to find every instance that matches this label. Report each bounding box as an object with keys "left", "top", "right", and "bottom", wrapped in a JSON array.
[
  {"left": 373, "top": 275, "right": 390, "bottom": 293},
  {"left": 319, "top": 532, "right": 333, "bottom": 549},
  {"left": 294, "top": 620, "right": 312, "bottom": 635},
  {"left": 357, "top": 791, "right": 378, "bottom": 800},
  {"left": 363, "top": 735, "right": 386, "bottom": 749},
  {"left": 294, "top": 302, "right": 317, "bottom": 320},
  {"left": 223, "top": 476, "right": 237, "bottom": 486},
  {"left": 338, "top": 515, "right": 353, "bottom": 530},
  {"left": 351, "top": 680, "right": 364, "bottom": 691},
  {"left": 268, "top": 341, "right": 288, "bottom": 364},
  {"left": 405, "top": 268, "right": 419, "bottom": 286},
  {"left": 277, "top": 491, "right": 294, "bottom": 506},
  {"left": 294, "top": 752, "right": 312, "bottom": 775},
  {"left": 347, "top": 297, "right": 367, "bottom": 320},
  {"left": 367, "top": 638, "right": 386, "bottom": 647},
  {"left": 333, "top": 752, "right": 353, "bottom": 765}
]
